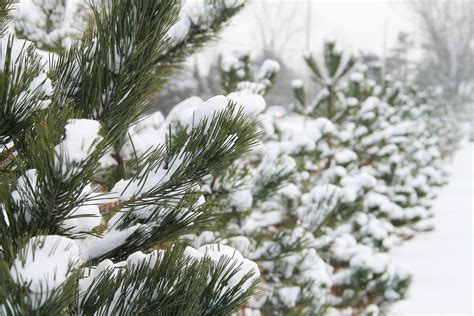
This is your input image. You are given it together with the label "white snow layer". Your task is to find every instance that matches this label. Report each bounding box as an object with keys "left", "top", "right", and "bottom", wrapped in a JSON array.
[
  {"left": 184, "top": 244, "right": 260, "bottom": 292},
  {"left": 291, "top": 79, "right": 304, "bottom": 89},
  {"left": 121, "top": 111, "right": 167, "bottom": 160},
  {"left": 14, "top": 0, "right": 87, "bottom": 48},
  {"left": 54, "top": 119, "right": 102, "bottom": 166},
  {"left": 76, "top": 225, "right": 141, "bottom": 261},
  {"left": 167, "top": 95, "right": 266, "bottom": 130},
  {"left": 297, "top": 184, "right": 344, "bottom": 229},
  {"left": 391, "top": 141, "right": 473, "bottom": 314},
  {"left": 258, "top": 59, "right": 280, "bottom": 79},
  {"left": 10, "top": 235, "right": 82, "bottom": 308},
  {"left": 167, "top": 0, "right": 244, "bottom": 43},
  {"left": 227, "top": 90, "right": 266, "bottom": 116},
  {"left": 61, "top": 184, "right": 102, "bottom": 233},
  {"left": 11, "top": 169, "right": 39, "bottom": 220}
]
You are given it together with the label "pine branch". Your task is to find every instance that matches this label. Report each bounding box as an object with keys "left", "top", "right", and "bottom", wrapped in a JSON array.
[
  {"left": 154, "top": 0, "right": 247, "bottom": 70},
  {"left": 114, "top": 104, "right": 259, "bottom": 210},
  {"left": 78, "top": 246, "right": 259, "bottom": 315},
  {"left": 1, "top": 1, "right": 262, "bottom": 314},
  {"left": 95, "top": 104, "right": 260, "bottom": 261},
  {"left": 0, "top": 36, "right": 50, "bottom": 147},
  {"left": 50, "top": 0, "right": 180, "bottom": 135},
  {"left": 0, "top": 0, "right": 12, "bottom": 37},
  {"left": 0, "top": 110, "right": 111, "bottom": 253}
]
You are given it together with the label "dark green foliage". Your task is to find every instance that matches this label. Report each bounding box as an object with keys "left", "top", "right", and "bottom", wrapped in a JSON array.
[
  {"left": 0, "top": 0, "right": 12, "bottom": 36},
  {"left": 50, "top": 0, "right": 179, "bottom": 134},
  {"left": 1, "top": 0, "right": 260, "bottom": 314},
  {"left": 0, "top": 37, "right": 49, "bottom": 147},
  {"left": 78, "top": 246, "right": 258, "bottom": 315},
  {"left": 156, "top": 0, "right": 247, "bottom": 74}
]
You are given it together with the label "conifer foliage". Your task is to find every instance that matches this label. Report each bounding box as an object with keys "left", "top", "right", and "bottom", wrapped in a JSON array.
[
  {"left": 0, "top": 0, "right": 462, "bottom": 315},
  {"left": 180, "top": 43, "right": 459, "bottom": 314},
  {"left": 0, "top": 0, "right": 264, "bottom": 314}
]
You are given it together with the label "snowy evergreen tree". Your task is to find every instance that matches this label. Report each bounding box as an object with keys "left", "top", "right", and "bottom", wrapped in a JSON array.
[
  {"left": 13, "top": 0, "right": 90, "bottom": 52},
  {"left": 163, "top": 42, "right": 460, "bottom": 315},
  {"left": 168, "top": 50, "right": 334, "bottom": 315},
  {"left": 0, "top": 0, "right": 267, "bottom": 314},
  {"left": 4, "top": 0, "right": 462, "bottom": 312},
  {"left": 286, "top": 41, "right": 460, "bottom": 314}
]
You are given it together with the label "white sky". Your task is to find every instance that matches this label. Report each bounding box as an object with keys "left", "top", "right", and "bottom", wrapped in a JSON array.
[{"left": 196, "top": 0, "right": 422, "bottom": 72}]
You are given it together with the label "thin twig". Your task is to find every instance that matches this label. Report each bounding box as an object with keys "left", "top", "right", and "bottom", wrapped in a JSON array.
[{"left": 0, "top": 144, "right": 16, "bottom": 163}]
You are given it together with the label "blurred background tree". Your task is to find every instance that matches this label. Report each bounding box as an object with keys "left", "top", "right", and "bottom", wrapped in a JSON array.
[{"left": 411, "top": 0, "right": 473, "bottom": 108}]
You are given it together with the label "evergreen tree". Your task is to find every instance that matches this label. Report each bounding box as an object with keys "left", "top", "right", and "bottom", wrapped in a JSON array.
[
  {"left": 286, "top": 41, "right": 460, "bottom": 314},
  {"left": 134, "top": 52, "right": 332, "bottom": 315},
  {"left": 165, "top": 41, "right": 460, "bottom": 315},
  {"left": 4, "top": 0, "right": 462, "bottom": 313},
  {"left": 0, "top": 0, "right": 266, "bottom": 314},
  {"left": 14, "top": 0, "right": 90, "bottom": 52}
]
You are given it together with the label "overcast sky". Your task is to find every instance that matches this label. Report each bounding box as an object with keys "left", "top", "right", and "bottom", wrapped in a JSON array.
[{"left": 196, "top": 0, "right": 422, "bottom": 72}]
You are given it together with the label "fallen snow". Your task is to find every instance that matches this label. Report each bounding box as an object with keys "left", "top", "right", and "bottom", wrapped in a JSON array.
[
  {"left": 14, "top": 0, "right": 86, "bottom": 49},
  {"left": 166, "top": 96, "right": 203, "bottom": 126},
  {"left": 257, "top": 59, "right": 280, "bottom": 80},
  {"left": 61, "top": 184, "right": 102, "bottom": 233},
  {"left": 11, "top": 169, "right": 38, "bottom": 220},
  {"left": 276, "top": 286, "right": 300, "bottom": 308},
  {"left": 334, "top": 149, "right": 358, "bottom": 165},
  {"left": 76, "top": 224, "right": 141, "bottom": 261},
  {"left": 297, "top": 184, "right": 343, "bottom": 229},
  {"left": 291, "top": 79, "right": 304, "bottom": 89},
  {"left": 167, "top": 0, "right": 244, "bottom": 44},
  {"left": 390, "top": 140, "right": 473, "bottom": 315},
  {"left": 229, "top": 189, "right": 253, "bottom": 211}
]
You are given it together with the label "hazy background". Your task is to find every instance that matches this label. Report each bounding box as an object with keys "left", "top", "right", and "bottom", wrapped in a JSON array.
[
  {"left": 155, "top": 0, "right": 473, "bottom": 135},
  {"left": 199, "top": 0, "right": 419, "bottom": 72}
]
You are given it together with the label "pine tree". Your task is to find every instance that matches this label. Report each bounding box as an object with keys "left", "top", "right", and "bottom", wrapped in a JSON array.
[
  {"left": 0, "top": 0, "right": 267, "bottom": 314},
  {"left": 286, "top": 41, "right": 460, "bottom": 314},
  {"left": 177, "top": 50, "right": 333, "bottom": 315},
  {"left": 170, "top": 42, "right": 460, "bottom": 315},
  {"left": 11, "top": 1, "right": 461, "bottom": 312},
  {"left": 13, "top": 0, "right": 90, "bottom": 52}
]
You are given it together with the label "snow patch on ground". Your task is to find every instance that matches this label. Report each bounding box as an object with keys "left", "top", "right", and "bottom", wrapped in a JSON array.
[{"left": 390, "top": 141, "right": 473, "bottom": 315}]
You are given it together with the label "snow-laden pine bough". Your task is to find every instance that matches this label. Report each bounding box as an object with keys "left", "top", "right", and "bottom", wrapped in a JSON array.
[{"left": 1, "top": 0, "right": 269, "bottom": 314}]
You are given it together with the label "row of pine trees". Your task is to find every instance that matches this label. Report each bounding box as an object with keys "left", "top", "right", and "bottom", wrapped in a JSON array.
[{"left": 0, "top": 0, "right": 461, "bottom": 315}]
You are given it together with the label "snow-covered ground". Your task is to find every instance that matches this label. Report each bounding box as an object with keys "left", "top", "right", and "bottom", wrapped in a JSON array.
[{"left": 391, "top": 140, "right": 473, "bottom": 315}]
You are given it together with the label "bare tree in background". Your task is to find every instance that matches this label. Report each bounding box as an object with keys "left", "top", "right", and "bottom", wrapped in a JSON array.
[
  {"left": 385, "top": 32, "right": 417, "bottom": 84},
  {"left": 250, "top": 1, "right": 309, "bottom": 106},
  {"left": 411, "top": 0, "right": 473, "bottom": 108},
  {"left": 252, "top": 0, "right": 305, "bottom": 58}
]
